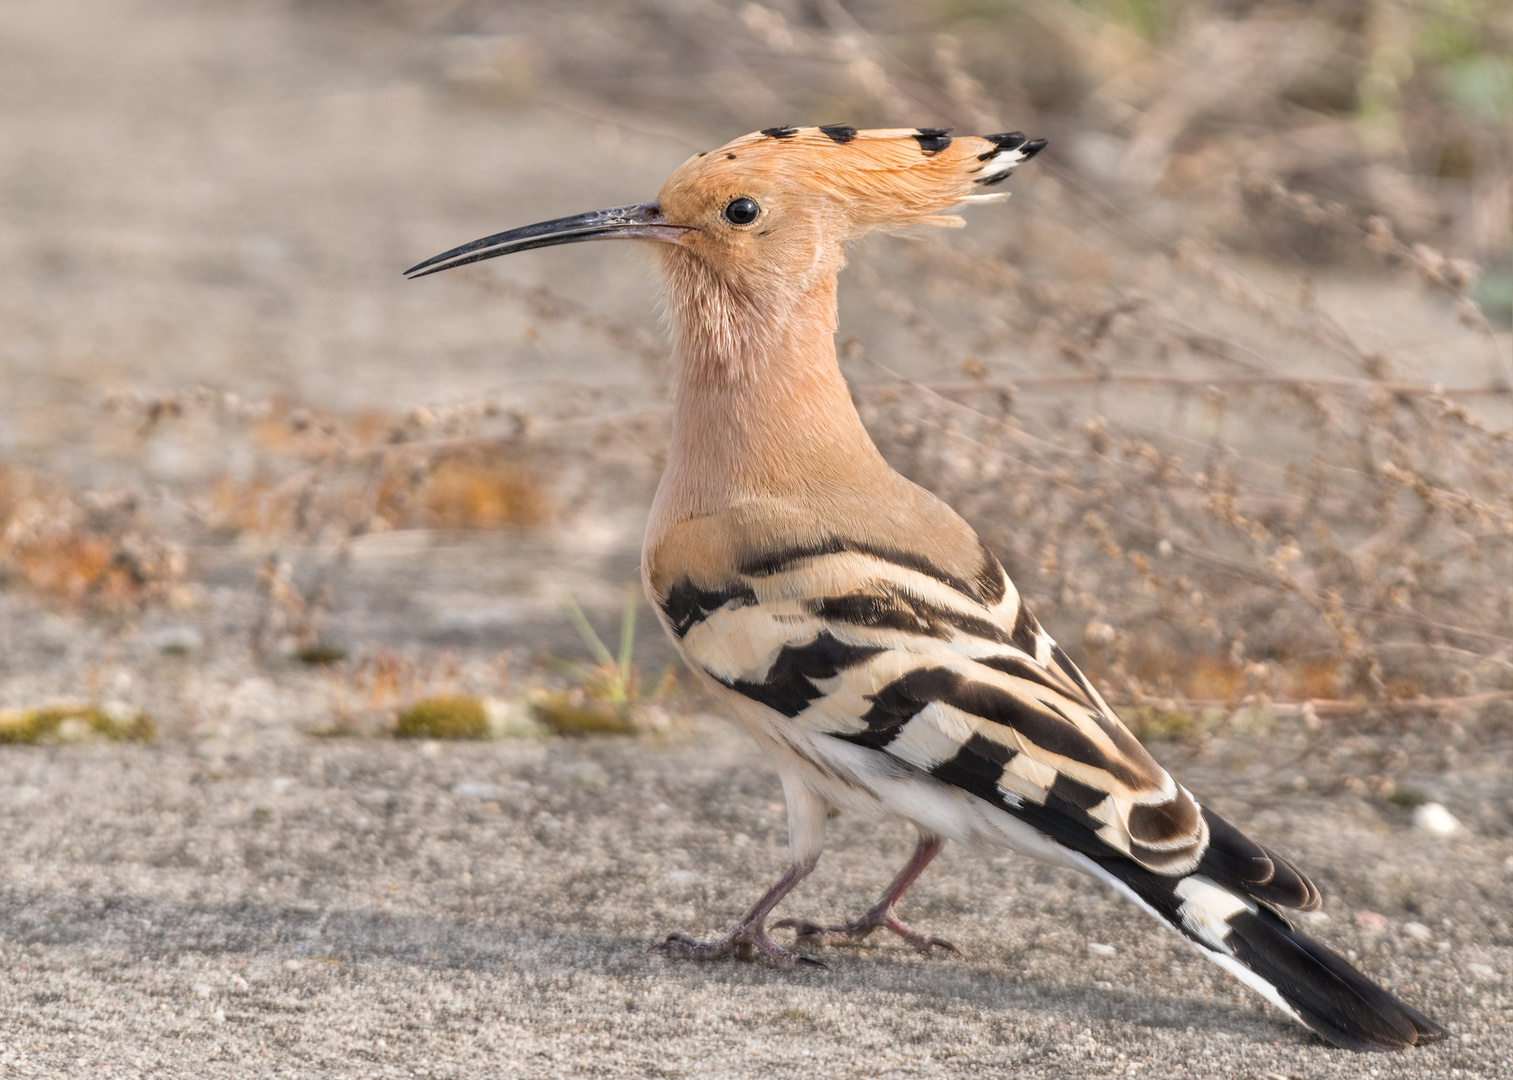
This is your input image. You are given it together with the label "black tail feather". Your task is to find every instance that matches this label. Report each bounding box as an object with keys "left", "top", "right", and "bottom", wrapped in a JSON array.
[
  {"left": 1224, "top": 908, "right": 1447, "bottom": 1051},
  {"left": 1198, "top": 808, "right": 1321, "bottom": 911},
  {"left": 1096, "top": 856, "right": 1447, "bottom": 1052}
]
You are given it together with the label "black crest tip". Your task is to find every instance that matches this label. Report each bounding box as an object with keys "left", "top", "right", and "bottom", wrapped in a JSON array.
[
  {"left": 818, "top": 124, "right": 857, "bottom": 144},
  {"left": 913, "top": 127, "right": 953, "bottom": 154},
  {"left": 760, "top": 125, "right": 799, "bottom": 139},
  {"left": 977, "top": 132, "right": 1026, "bottom": 160}
]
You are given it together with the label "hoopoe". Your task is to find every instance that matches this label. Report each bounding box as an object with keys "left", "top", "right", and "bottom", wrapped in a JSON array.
[{"left": 407, "top": 124, "right": 1447, "bottom": 1052}]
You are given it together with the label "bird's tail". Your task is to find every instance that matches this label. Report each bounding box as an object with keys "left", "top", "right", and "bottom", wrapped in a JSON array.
[{"left": 1087, "top": 809, "right": 1447, "bottom": 1052}]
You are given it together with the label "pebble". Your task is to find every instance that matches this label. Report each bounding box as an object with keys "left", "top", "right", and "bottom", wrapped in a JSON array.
[
  {"left": 452, "top": 782, "right": 504, "bottom": 800},
  {"left": 1402, "top": 922, "right": 1433, "bottom": 943},
  {"left": 1087, "top": 942, "right": 1117, "bottom": 957},
  {"left": 565, "top": 761, "right": 609, "bottom": 790},
  {"left": 1412, "top": 802, "right": 1462, "bottom": 836}
]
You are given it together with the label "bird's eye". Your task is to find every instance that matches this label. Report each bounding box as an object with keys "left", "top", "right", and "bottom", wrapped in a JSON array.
[{"left": 723, "top": 197, "right": 760, "bottom": 226}]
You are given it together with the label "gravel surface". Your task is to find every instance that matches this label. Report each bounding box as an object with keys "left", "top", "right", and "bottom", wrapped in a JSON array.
[{"left": 2, "top": 717, "right": 1509, "bottom": 1078}]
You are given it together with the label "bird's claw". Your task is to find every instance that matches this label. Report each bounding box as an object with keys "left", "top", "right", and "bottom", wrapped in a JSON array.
[
  {"left": 774, "top": 913, "right": 959, "bottom": 957},
  {"left": 652, "top": 929, "right": 827, "bottom": 969}
]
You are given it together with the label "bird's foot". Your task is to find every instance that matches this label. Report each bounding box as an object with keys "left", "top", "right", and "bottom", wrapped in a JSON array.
[
  {"left": 652, "top": 927, "right": 828, "bottom": 970},
  {"left": 775, "top": 907, "right": 959, "bottom": 956}
]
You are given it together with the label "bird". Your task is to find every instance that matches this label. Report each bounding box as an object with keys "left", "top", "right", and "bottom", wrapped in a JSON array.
[{"left": 406, "top": 124, "right": 1447, "bottom": 1053}]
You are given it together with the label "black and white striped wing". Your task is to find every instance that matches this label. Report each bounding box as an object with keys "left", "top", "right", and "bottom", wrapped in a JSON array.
[{"left": 659, "top": 540, "right": 1318, "bottom": 902}]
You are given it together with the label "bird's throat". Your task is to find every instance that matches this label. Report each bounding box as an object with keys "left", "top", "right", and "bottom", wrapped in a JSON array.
[{"left": 654, "top": 257, "right": 888, "bottom": 522}]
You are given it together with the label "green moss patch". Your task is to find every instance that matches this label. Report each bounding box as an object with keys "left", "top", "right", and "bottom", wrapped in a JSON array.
[
  {"left": 0, "top": 703, "right": 155, "bottom": 744},
  {"left": 393, "top": 695, "right": 548, "bottom": 739},
  {"left": 529, "top": 689, "right": 637, "bottom": 735}
]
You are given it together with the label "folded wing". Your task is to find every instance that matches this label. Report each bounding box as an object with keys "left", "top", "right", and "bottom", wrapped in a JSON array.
[{"left": 662, "top": 537, "right": 1316, "bottom": 910}]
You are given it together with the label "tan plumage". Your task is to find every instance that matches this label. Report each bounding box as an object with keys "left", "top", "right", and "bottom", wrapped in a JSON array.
[{"left": 407, "top": 125, "right": 1445, "bottom": 1053}]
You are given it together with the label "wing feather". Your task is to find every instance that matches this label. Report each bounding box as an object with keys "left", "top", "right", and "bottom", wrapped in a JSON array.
[
  {"left": 658, "top": 546, "right": 1221, "bottom": 878},
  {"left": 656, "top": 541, "right": 1326, "bottom": 910}
]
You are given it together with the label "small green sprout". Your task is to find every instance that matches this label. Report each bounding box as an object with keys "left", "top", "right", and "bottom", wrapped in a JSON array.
[{"left": 535, "top": 591, "right": 674, "bottom": 734}]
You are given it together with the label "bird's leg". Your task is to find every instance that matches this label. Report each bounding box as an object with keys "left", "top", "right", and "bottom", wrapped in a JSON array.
[
  {"left": 653, "top": 853, "right": 825, "bottom": 968},
  {"left": 654, "top": 778, "right": 829, "bottom": 969},
  {"left": 775, "top": 833, "right": 958, "bottom": 955}
]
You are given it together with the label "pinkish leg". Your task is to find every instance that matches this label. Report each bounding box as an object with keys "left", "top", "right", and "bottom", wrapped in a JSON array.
[
  {"left": 775, "top": 834, "right": 958, "bottom": 955},
  {"left": 653, "top": 854, "right": 826, "bottom": 969}
]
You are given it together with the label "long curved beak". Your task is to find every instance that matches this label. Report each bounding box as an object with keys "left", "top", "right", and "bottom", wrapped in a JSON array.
[{"left": 404, "top": 201, "right": 693, "bottom": 279}]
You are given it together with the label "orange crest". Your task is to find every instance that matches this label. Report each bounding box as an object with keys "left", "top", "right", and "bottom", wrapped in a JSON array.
[{"left": 659, "top": 125, "right": 1045, "bottom": 234}]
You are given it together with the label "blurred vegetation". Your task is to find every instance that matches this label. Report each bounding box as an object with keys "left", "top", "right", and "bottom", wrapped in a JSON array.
[
  {"left": 533, "top": 593, "right": 676, "bottom": 734},
  {"left": 3, "top": 0, "right": 1510, "bottom": 754},
  {"left": 0, "top": 465, "right": 186, "bottom": 612},
  {"left": 378, "top": 0, "right": 1510, "bottom": 304}
]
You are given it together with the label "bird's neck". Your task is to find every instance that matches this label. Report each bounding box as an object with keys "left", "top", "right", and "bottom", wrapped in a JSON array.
[{"left": 650, "top": 257, "right": 891, "bottom": 526}]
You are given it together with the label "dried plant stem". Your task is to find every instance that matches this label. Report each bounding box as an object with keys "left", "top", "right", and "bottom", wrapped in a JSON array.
[
  {"left": 1110, "top": 691, "right": 1513, "bottom": 718},
  {"left": 909, "top": 375, "right": 1513, "bottom": 402}
]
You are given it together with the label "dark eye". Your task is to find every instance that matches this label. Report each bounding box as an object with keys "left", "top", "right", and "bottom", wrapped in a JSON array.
[{"left": 723, "top": 197, "right": 760, "bottom": 226}]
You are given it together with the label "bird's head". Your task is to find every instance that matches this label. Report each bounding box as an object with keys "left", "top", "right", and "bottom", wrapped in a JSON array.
[
  {"left": 652, "top": 126, "right": 1043, "bottom": 292},
  {"left": 407, "top": 125, "right": 1043, "bottom": 375},
  {"left": 406, "top": 125, "right": 1044, "bottom": 293}
]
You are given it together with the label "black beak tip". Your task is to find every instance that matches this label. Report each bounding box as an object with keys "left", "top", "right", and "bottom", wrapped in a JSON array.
[
  {"left": 402, "top": 202, "right": 680, "bottom": 281},
  {"left": 403, "top": 254, "right": 456, "bottom": 279}
]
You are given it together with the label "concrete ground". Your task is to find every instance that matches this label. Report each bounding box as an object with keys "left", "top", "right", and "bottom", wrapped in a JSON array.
[{"left": 1, "top": 716, "right": 1509, "bottom": 1079}]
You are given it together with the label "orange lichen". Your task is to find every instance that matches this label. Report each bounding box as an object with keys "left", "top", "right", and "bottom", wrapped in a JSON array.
[
  {"left": 417, "top": 458, "right": 552, "bottom": 529},
  {"left": 0, "top": 466, "right": 183, "bottom": 609}
]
